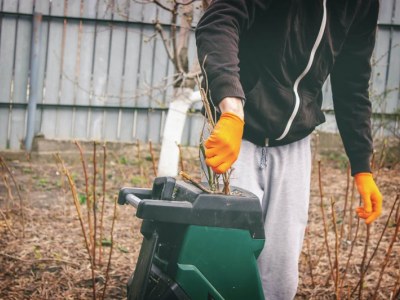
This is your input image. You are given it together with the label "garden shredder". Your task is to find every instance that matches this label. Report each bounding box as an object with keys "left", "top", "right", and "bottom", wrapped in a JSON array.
[{"left": 118, "top": 176, "right": 266, "bottom": 300}]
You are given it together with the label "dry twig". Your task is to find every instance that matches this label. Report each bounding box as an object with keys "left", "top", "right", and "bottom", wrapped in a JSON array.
[
  {"left": 149, "top": 141, "right": 158, "bottom": 177},
  {"left": 359, "top": 224, "right": 371, "bottom": 299},
  {"left": 180, "top": 171, "right": 215, "bottom": 194},
  {"left": 56, "top": 153, "right": 96, "bottom": 300},
  {"left": 101, "top": 196, "right": 118, "bottom": 300},
  {"left": 178, "top": 143, "right": 185, "bottom": 173},
  {"left": 0, "top": 252, "right": 79, "bottom": 267},
  {"left": 0, "top": 157, "right": 25, "bottom": 237},
  {"left": 330, "top": 197, "right": 340, "bottom": 297},
  {"left": 371, "top": 196, "right": 400, "bottom": 299},
  {"left": 92, "top": 142, "right": 98, "bottom": 268},
  {"left": 0, "top": 209, "right": 16, "bottom": 237},
  {"left": 318, "top": 161, "right": 335, "bottom": 285},
  {"left": 99, "top": 143, "right": 107, "bottom": 265},
  {"left": 74, "top": 141, "right": 94, "bottom": 255},
  {"left": 351, "top": 194, "right": 400, "bottom": 293},
  {"left": 305, "top": 227, "right": 316, "bottom": 288}
]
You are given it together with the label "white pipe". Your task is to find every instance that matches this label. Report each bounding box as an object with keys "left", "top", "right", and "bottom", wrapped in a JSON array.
[{"left": 157, "top": 89, "right": 201, "bottom": 177}]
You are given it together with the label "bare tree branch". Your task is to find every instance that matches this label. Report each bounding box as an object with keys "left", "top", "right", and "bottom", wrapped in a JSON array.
[
  {"left": 154, "top": 21, "right": 174, "bottom": 61},
  {"left": 153, "top": 0, "right": 174, "bottom": 12}
]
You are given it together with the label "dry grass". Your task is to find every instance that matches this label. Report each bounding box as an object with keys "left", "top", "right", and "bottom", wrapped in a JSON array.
[{"left": 0, "top": 138, "right": 399, "bottom": 299}]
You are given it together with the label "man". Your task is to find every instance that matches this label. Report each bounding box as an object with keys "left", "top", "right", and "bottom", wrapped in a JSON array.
[{"left": 195, "top": 0, "right": 383, "bottom": 299}]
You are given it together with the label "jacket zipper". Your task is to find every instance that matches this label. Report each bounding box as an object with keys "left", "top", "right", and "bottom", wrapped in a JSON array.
[{"left": 276, "top": 0, "right": 328, "bottom": 141}]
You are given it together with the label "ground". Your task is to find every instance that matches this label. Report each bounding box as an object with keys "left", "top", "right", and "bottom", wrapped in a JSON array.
[{"left": 0, "top": 136, "right": 399, "bottom": 299}]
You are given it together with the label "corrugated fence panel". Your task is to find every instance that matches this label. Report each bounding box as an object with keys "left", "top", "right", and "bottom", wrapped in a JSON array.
[
  {"left": 0, "top": 0, "right": 18, "bottom": 148},
  {"left": 56, "top": 0, "right": 81, "bottom": 139},
  {"left": 384, "top": 1, "right": 400, "bottom": 114},
  {"left": 103, "top": 0, "right": 126, "bottom": 141},
  {"left": 74, "top": 0, "right": 96, "bottom": 140},
  {"left": 0, "top": 0, "right": 399, "bottom": 150},
  {"left": 135, "top": 25, "right": 153, "bottom": 141},
  {"left": 90, "top": 0, "right": 111, "bottom": 140},
  {"left": 119, "top": 24, "right": 140, "bottom": 141},
  {"left": 41, "top": 0, "right": 63, "bottom": 139},
  {"left": 105, "top": 0, "right": 122, "bottom": 141},
  {"left": 147, "top": 6, "right": 173, "bottom": 144},
  {"left": 321, "top": 1, "right": 400, "bottom": 134},
  {"left": 371, "top": 2, "right": 394, "bottom": 114},
  {"left": 9, "top": 1, "right": 34, "bottom": 149},
  {"left": 35, "top": 0, "right": 50, "bottom": 136}
]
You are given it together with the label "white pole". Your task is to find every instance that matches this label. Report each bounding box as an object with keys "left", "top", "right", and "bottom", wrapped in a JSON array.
[{"left": 157, "top": 89, "right": 201, "bottom": 177}]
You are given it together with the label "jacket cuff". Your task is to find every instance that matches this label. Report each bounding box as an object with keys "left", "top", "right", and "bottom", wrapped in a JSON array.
[
  {"left": 349, "top": 152, "right": 372, "bottom": 176},
  {"left": 209, "top": 75, "right": 245, "bottom": 106}
]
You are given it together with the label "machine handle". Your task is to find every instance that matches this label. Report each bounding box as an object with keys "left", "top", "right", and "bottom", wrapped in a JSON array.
[{"left": 125, "top": 194, "right": 142, "bottom": 208}]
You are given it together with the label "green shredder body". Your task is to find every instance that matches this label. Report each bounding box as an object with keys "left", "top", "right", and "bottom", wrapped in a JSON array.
[{"left": 118, "top": 177, "right": 265, "bottom": 300}]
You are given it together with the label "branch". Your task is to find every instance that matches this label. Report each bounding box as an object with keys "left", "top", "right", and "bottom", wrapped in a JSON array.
[
  {"left": 101, "top": 196, "right": 118, "bottom": 300},
  {"left": 171, "top": 7, "right": 184, "bottom": 74},
  {"left": 0, "top": 209, "right": 16, "bottom": 237},
  {"left": 175, "top": 0, "right": 198, "bottom": 6},
  {"left": 0, "top": 157, "right": 25, "bottom": 237},
  {"left": 371, "top": 198, "right": 400, "bottom": 299},
  {"left": 154, "top": 21, "right": 174, "bottom": 61},
  {"left": 0, "top": 252, "right": 80, "bottom": 267},
  {"left": 350, "top": 194, "right": 400, "bottom": 293},
  {"left": 180, "top": 171, "right": 217, "bottom": 194},
  {"left": 317, "top": 160, "right": 336, "bottom": 285},
  {"left": 153, "top": 0, "right": 173, "bottom": 12}
]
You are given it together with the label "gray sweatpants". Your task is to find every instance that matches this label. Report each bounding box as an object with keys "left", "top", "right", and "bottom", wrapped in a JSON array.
[{"left": 230, "top": 136, "right": 311, "bottom": 300}]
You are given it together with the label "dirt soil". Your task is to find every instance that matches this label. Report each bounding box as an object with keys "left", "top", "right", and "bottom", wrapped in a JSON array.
[{"left": 0, "top": 139, "right": 399, "bottom": 299}]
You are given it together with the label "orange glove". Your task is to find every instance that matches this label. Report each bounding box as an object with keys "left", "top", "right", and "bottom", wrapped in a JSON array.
[
  {"left": 355, "top": 172, "right": 383, "bottom": 224},
  {"left": 204, "top": 112, "right": 244, "bottom": 174}
]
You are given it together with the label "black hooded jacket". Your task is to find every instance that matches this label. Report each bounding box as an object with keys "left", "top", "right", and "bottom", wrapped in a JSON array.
[{"left": 195, "top": 0, "right": 379, "bottom": 175}]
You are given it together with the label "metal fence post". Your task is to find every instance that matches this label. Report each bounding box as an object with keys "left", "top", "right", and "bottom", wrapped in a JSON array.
[{"left": 25, "top": 13, "right": 43, "bottom": 152}]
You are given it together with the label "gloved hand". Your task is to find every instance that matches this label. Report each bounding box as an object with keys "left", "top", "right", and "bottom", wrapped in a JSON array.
[
  {"left": 204, "top": 112, "right": 244, "bottom": 174},
  {"left": 355, "top": 172, "right": 383, "bottom": 224}
]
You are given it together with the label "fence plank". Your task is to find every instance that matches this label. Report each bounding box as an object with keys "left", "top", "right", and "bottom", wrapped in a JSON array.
[
  {"left": 142, "top": 1, "right": 157, "bottom": 24},
  {"left": 186, "top": 113, "right": 203, "bottom": 146},
  {"left": 104, "top": 11, "right": 126, "bottom": 141},
  {"left": 2, "top": 0, "right": 17, "bottom": 12},
  {"left": 118, "top": 2, "right": 141, "bottom": 140},
  {"left": 113, "top": 0, "right": 129, "bottom": 21},
  {"left": 378, "top": 0, "right": 395, "bottom": 24},
  {"left": 0, "top": 107, "right": 9, "bottom": 148},
  {"left": 89, "top": 0, "right": 111, "bottom": 140},
  {"left": 81, "top": 0, "right": 97, "bottom": 19},
  {"left": 128, "top": 0, "right": 144, "bottom": 22},
  {"left": 35, "top": 0, "right": 50, "bottom": 14},
  {"left": 187, "top": 30, "right": 197, "bottom": 77},
  {"left": 49, "top": 0, "right": 65, "bottom": 16},
  {"left": 371, "top": 28, "right": 391, "bottom": 113},
  {"left": 384, "top": 30, "right": 400, "bottom": 113},
  {"left": 0, "top": 0, "right": 18, "bottom": 149},
  {"left": 71, "top": 0, "right": 97, "bottom": 139},
  {"left": 19, "top": 0, "right": 34, "bottom": 14},
  {"left": 133, "top": 25, "right": 155, "bottom": 141},
  {"left": 395, "top": 0, "right": 400, "bottom": 25},
  {"left": 41, "top": 0, "right": 64, "bottom": 139},
  {"left": 147, "top": 110, "right": 161, "bottom": 143},
  {"left": 156, "top": 2, "right": 171, "bottom": 25},
  {"left": 321, "top": 77, "right": 333, "bottom": 110},
  {"left": 35, "top": 1, "right": 50, "bottom": 138},
  {"left": 56, "top": 1, "right": 81, "bottom": 139},
  {"left": 10, "top": 3, "right": 34, "bottom": 149},
  {"left": 152, "top": 33, "right": 169, "bottom": 106}
]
